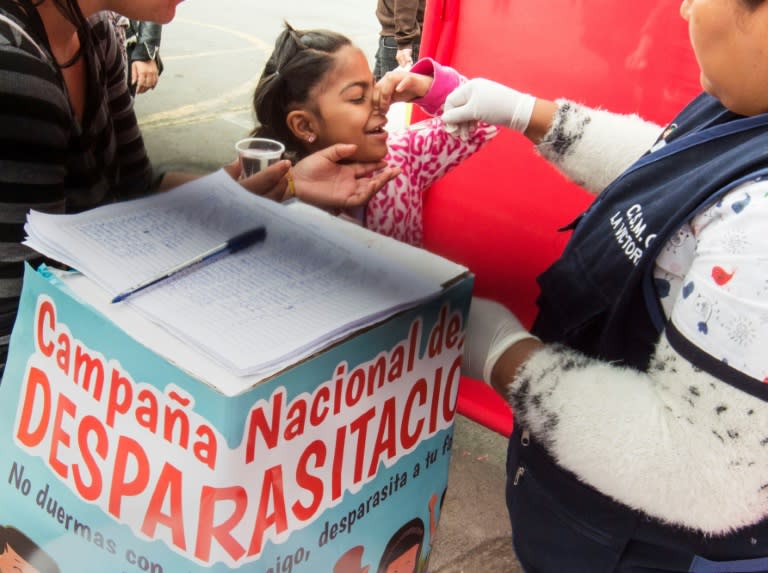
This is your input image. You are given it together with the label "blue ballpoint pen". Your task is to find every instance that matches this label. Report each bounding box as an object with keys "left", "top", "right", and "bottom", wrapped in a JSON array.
[{"left": 111, "top": 226, "right": 267, "bottom": 303}]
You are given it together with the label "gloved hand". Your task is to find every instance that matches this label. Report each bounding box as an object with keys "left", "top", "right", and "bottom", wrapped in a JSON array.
[
  {"left": 442, "top": 78, "right": 536, "bottom": 135},
  {"left": 462, "top": 297, "right": 537, "bottom": 383}
]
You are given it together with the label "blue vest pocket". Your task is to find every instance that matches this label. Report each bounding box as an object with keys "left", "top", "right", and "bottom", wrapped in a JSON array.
[{"left": 505, "top": 427, "right": 638, "bottom": 572}]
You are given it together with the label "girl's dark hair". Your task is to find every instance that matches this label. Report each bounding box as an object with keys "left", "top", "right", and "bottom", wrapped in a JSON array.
[
  {"left": 251, "top": 23, "right": 352, "bottom": 160},
  {"left": 7, "top": 0, "right": 91, "bottom": 68},
  {"left": 377, "top": 517, "right": 424, "bottom": 573},
  {"left": 0, "top": 525, "right": 61, "bottom": 573}
]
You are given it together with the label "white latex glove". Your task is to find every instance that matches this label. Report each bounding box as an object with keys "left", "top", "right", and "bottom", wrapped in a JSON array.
[
  {"left": 442, "top": 78, "right": 536, "bottom": 136},
  {"left": 462, "top": 297, "right": 537, "bottom": 383}
]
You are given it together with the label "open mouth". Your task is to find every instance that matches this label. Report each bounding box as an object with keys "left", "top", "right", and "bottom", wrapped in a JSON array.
[{"left": 365, "top": 125, "right": 387, "bottom": 135}]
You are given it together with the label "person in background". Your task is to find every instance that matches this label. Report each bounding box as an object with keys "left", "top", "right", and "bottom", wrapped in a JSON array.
[
  {"left": 444, "top": 0, "right": 768, "bottom": 570},
  {"left": 250, "top": 23, "right": 496, "bottom": 246},
  {"left": 0, "top": 0, "right": 398, "bottom": 376},
  {"left": 125, "top": 19, "right": 163, "bottom": 95},
  {"left": 373, "top": 0, "right": 425, "bottom": 80},
  {"left": 108, "top": 13, "right": 162, "bottom": 95}
]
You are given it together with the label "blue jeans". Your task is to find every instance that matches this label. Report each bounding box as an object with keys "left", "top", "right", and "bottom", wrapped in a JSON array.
[
  {"left": 374, "top": 35, "right": 421, "bottom": 81},
  {"left": 506, "top": 426, "right": 768, "bottom": 572}
]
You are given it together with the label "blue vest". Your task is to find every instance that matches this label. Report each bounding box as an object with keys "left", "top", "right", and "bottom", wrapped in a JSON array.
[
  {"left": 513, "top": 94, "right": 768, "bottom": 563},
  {"left": 532, "top": 93, "right": 768, "bottom": 402}
]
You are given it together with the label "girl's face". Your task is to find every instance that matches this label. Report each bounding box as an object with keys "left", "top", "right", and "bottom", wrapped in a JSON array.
[
  {"left": 680, "top": 0, "right": 768, "bottom": 114},
  {"left": 307, "top": 46, "right": 389, "bottom": 163}
]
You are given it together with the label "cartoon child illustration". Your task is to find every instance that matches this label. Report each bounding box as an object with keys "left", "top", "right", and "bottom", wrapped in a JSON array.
[
  {"left": 334, "top": 545, "right": 370, "bottom": 573},
  {"left": 377, "top": 518, "right": 424, "bottom": 573},
  {"left": 419, "top": 490, "right": 447, "bottom": 572},
  {"left": 0, "top": 525, "right": 60, "bottom": 573}
]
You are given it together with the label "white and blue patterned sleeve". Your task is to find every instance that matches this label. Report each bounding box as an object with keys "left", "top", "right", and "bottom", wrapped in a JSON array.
[{"left": 667, "top": 178, "right": 768, "bottom": 396}]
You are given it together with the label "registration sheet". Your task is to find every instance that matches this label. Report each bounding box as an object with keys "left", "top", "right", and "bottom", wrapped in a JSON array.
[{"left": 25, "top": 170, "right": 449, "bottom": 376}]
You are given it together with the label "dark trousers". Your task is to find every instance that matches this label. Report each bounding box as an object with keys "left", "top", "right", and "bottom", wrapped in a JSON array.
[
  {"left": 373, "top": 35, "right": 421, "bottom": 81},
  {"left": 506, "top": 426, "right": 768, "bottom": 572}
]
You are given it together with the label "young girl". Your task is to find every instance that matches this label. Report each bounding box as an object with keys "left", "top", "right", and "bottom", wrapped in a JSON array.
[{"left": 251, "top": 23, "right": 497, "bottom": 246}]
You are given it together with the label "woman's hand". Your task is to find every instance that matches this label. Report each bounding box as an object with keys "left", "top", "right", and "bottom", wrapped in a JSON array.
[
  {"left": 292, "top": 144, "right": 401, "bottom": 209},
  {"left": 223, "top": 144, "right": 400, "bottom": 209},
  {"left": 373, "top": 69, "right": 433, "bottom": 115},
  {"left": 131, "top": 60, "right": 160, "bottom": 94},
  {"left": 462, "top": 297, "right": 541, "bottom": 389},
  {"left": 223, "top": 158, "right": 290, "bottom": 201},
  {"left": 442, "top": 78, "right": 537, "bottom": 133}
]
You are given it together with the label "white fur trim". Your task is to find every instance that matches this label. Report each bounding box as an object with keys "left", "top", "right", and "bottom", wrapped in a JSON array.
[
  {"left": 508, "top": 336, "right": 768, "bottom": 534},
  {"left": 536, "top": 100, "right": 663, "bottom": 195}
]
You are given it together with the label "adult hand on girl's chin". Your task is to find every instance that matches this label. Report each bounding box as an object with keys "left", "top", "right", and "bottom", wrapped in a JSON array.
[
  {"left": 292, "top": 144, "right": 401, "bottom": 209},
  {"left": 224, "top": 158, "right": 291, "bottom": 202}
]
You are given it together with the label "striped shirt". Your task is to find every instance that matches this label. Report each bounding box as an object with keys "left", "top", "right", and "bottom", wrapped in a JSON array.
[{"left": 0, "top": 9, "right": 154, "bottom": 371}]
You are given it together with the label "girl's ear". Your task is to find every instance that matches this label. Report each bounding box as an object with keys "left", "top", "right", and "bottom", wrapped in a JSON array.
[{"left": 286, "top": 110, "right": 318, "bottom": 144}]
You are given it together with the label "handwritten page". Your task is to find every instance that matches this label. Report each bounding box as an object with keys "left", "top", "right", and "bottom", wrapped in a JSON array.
[
  {"left": 26, "top": 171, "right": 278, "bottom": 292},
  {"left": 25, "top": 170, "right": 457, "bottom": 376}
]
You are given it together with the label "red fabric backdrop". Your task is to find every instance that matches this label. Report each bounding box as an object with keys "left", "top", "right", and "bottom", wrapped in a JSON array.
[{"left": 416, "top": 0, "right": 701, "bottom": 435}]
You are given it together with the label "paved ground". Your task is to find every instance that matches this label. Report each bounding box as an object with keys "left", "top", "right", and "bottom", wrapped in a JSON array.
[
  {"left": 428, "top": 418, "right": 522, "bottom": 572},
  {"left": 136, "top": 3, "right": 523, "bottom": 570}
]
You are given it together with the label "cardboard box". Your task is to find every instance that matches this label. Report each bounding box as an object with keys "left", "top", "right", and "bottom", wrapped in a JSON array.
[{"left": 0, "top": 253, "right": 472, "bottom": 572}]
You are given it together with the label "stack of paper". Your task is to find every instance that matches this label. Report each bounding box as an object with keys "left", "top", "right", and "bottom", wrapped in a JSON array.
[{"left": 24, "top": 170, "right": 455, "bottom": 377}]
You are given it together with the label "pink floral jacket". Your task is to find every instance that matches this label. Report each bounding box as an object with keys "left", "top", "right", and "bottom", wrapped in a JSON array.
[{"left": 365, "top": 58, "right": 498, "bottom": 246}]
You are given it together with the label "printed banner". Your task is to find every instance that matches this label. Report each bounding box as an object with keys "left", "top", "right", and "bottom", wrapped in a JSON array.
[{"left": 0, "top": 266, "right": 472, "bottom": 572}]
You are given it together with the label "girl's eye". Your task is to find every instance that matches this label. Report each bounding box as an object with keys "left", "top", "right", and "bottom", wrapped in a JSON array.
[{"left": 350, "top": 96, "right": 367, "bottom": 104}]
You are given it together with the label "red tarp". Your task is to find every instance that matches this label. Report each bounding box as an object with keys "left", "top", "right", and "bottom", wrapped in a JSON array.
[{"left": 417, "top": 0, "right": 701, "bottom": 436}]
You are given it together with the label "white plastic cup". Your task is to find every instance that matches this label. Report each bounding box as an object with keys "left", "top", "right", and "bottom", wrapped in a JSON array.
[{"left": 235, "top": 137, "right": 285, "bottom": 178}]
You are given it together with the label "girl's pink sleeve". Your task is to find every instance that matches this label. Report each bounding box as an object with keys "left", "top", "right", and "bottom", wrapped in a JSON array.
[
  {"left": 409, "top": 58, "right": 463, "bottom": 116},
  {"left": 402, "top": 119, "right": 498, "bottom": 192},
  {"left": 396, "top": 60, "right": 498, "bottom": 191},
  {"left": 365, "top": 120, "right": 498, "bottom": 246},
  {"left": 364, "top": 59, "right": 498, "bottom": 246}
]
